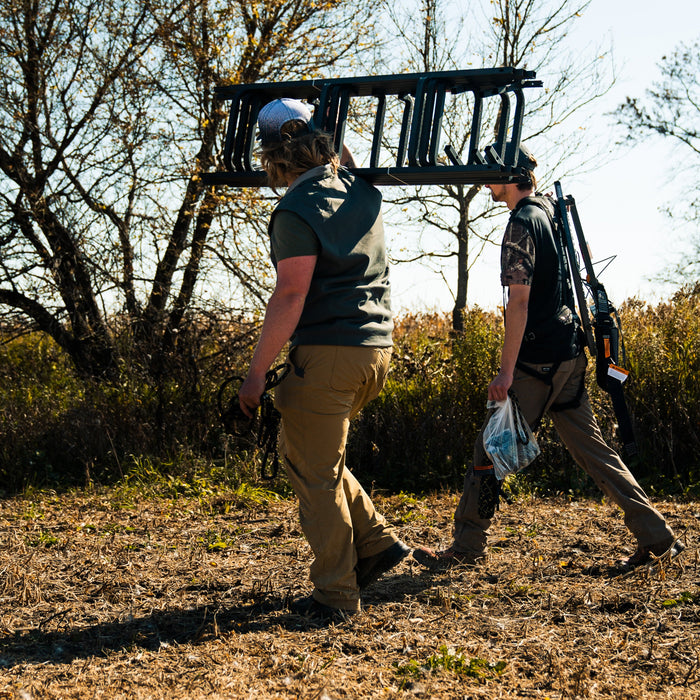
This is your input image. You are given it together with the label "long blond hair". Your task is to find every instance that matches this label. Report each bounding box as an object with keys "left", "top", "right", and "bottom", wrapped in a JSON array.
[{"left": 261, "top": 125, "right": 339, "bottom": 188}]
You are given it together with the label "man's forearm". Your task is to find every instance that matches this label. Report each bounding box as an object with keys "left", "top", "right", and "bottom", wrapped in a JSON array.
[
  {"left": 488, "top": 284, "right": 530, "bottom": 401},
  {"left": 500, "top": 294, "right": 528, "bottom": 375},
  {"left": 248, "top": 290, "right": 306, "bottom": 377},
  {"left": 238, "top": 290, "right": 305, "bottom": 417},
  {"left": 239, "top": 254, "right": 316, "bottom": 417}
]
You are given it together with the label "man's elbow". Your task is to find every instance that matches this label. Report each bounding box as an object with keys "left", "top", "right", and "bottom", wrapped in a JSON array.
[{"left": 272, "top": 288, "right": 308, "bottom": 309}]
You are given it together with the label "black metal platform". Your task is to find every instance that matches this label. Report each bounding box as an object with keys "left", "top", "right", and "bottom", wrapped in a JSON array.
[{"left": 204, "top": 67, "right": 542, "bottom": 187}]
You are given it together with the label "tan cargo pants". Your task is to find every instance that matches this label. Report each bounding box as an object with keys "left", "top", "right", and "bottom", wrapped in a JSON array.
[
  {"left": 275, "top": 345, "right": 398, "bottom": 612},
  {"left": 452, "top": 353, "right": 675, "bottom": 558}
]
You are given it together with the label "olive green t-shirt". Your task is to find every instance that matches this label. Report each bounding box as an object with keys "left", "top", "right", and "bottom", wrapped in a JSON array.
[{"left": 269, "top": 165, "right": 393, "bottom": 347}]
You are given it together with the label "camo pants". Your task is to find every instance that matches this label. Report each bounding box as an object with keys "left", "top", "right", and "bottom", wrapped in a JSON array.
[{"left": 452, "top": 353, "right": 675, "bottom": 558}]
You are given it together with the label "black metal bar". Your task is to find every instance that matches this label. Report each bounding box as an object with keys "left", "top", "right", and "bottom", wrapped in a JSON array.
[
  {"left": 204, "top": 163, "right": 529, "bottom": 187},
  {"left": 427, "top": 83, "right": 447, "bottom": 166},
  {"left": 370, "top": 94, "right": 386, "bottom": 168},
  {"left": 324, "top": 85, "right": 340, "bottom": 135},
  {"left": 496, "top": 92, "right": 511, "bottom": 153},
  {"left": 242, "top": 96, "right": 260, "bottom": 172},
  {"left": 554, "top": 181, "right": 638, "bottom": 459},
  {"left": 231, "top": 93, "right": 259, "bottom": 172},
  {"left": 444, "top": 144, "right": 463, "bottom": 166},
  {"left": 206, "top": 67, "right": 542, "bottom": 186},
  {"left": 505, "top": 88, "right": 525, "bottom": 165},
  {"left": 554, "top": 181, "right": 596, "bottom": 355},
  {"left": 396, "top": 94, "right": 414, "bottom": 167},
  {"left": 221, "top": 95, "right": 241, "bottom": 172},
  {"left": 316, "top": 83, "right": 332, "bottom": 131},
  {"left": 407, "top": 77, "right": 428, "bottom": 166},
  {"left": 416, "top": 79, "right": 436, "bottom": 166},
  {"left": 467, "top": 90, "right": 484, "bottom": 165},
  {"left": 566, "top": 196, "right": 599, "bottom": 287},
  {"left": 334, "top": 87, "right": 351, "bottom": 156},
  {"left": 213, "top": 67, "right": 538, "bottom": 100}
]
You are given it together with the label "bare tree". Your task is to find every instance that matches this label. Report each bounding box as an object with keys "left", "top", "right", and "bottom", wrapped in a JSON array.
[
  {"left": 616, "top": 38, "right": 700, "bottom": 282},
  {"left": 376, "top": 0, "right": 614, "bottom": 329},
  {"left": 0, "top": 0, "right": 375, "bottom": 377}
]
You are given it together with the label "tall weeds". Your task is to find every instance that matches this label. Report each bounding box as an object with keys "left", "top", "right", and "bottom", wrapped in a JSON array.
[
  {"left": 1, "top": 287, "right": 698, "bottom": 496},
  {"left": 349, "top": 288, "right": 700, "bottom": 496}
]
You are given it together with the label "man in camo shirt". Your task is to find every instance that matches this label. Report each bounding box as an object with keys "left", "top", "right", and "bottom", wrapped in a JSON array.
[{"left": 414, "top": 144, "right": 683, "bottom": 570}]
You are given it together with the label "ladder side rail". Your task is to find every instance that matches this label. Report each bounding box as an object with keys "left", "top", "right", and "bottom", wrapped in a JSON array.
[{"left": 204, "top": 164, "right": 527, "bottom": 187}]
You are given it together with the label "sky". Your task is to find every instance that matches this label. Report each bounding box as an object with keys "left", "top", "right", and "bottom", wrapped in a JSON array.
[{"left": 387, "top": 0, "right": 700, "bottom": 314}]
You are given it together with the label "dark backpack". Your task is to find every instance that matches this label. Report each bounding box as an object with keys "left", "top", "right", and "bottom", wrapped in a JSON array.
[{"left": 513, "top": 195, "right": 583, "bottom": 363}]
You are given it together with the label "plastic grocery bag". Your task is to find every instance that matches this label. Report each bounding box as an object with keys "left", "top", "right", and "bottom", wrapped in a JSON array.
[{"left": 482, "top": 394, "right": 540, "bottom": 480}]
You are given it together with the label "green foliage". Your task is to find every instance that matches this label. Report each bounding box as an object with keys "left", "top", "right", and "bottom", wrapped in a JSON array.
[
  {"left": 26, "top": 531, "right": 60, "bottom": 548},
  {"left": 112, "top": 455, "right": 282, "bottom": 509},
  {"left": 2, "top": 289, "right": 699, "bottom": 496},
  {"left": 199, "top": 530, "right": 236, "bottom": 552},
  {"left": 350, "top": 292, "right": 700, "bottom": 495},
  {"left": 348, "top": 309, "right": 581, "bottom": 493},
  {"left": 394, "top": 645, "right": 506, "bottom": 685},
  {"left": 0, "top": 323, "right": 258, "bottom": 494},
  {"left": 348, "top": 311, "right": 503, "bottom": 491},
  {"left": 660, "top": 591, "right": 696, "bottom": 609},
  {"left": 617, "top": 287, "right": 700, "bottom": 489}
]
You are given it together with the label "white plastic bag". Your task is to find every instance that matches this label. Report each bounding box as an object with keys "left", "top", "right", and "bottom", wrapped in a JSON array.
[{"left": 482, "top": 394, "right": 540, "bottom": 480}]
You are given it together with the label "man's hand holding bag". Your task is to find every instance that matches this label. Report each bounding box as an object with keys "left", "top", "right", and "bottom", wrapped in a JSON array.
[{"left": 482, "top": 393, "right": 541, "bottom": 480}]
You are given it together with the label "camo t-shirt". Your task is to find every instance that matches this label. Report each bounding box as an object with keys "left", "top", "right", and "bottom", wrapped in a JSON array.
[{"left": 500, "top": 219, "right": 535, "bottom": 287}]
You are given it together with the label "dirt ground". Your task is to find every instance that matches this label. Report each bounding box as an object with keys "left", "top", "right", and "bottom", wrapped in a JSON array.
[{"left": 0, "top": 485, "right": 698, "bottom": 699}]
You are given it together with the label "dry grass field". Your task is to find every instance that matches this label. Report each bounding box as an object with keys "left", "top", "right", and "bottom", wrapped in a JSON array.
[{"left": 0, "top": 485, "right": 698, "bottom": 699}]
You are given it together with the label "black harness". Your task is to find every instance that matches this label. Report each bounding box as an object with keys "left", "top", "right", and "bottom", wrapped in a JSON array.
[
  {"left": 217, "top": 363, "right": 291, "bottom": 479},
  {"left": 509, "top": 195, "right": 586, "bottom": 418}
]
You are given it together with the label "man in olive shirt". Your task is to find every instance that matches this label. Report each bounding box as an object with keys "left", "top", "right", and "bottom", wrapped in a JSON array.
[
  {"left": 239, "top": 99, "right": 411, "bottom": 621},
  {"left": 415, "top": 144, "right": 683, "bottom": 571}
]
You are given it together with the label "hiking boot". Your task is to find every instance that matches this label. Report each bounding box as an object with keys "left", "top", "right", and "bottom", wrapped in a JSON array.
[
  {"left": 356, "top": 540, "right": 411, "bottom": 589},
  {"left": 619, "top": 539, "right": 685, "bottom": 568},
  {"left": 287, "top": 594, "right": 357, "bottom": 623},
  {"left": 412, "top": 546, "right": 483, "bottom": 571}
]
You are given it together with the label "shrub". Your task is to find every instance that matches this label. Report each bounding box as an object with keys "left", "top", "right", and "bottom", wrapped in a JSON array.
[
  {"left": 0, "top": 318, "right": 256, "bottom": 494},
  {"left": 617, "top": 285, "right": 700, "bottom": 490},
  {"left": 2, "top": 287, "right": 698, "bottom": 496},
  {"left": 350, "top": 291, "right": 700, "bottom": 496}
]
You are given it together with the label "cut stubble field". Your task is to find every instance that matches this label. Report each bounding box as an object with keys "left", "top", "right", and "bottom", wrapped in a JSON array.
[{"left": 0, "top": 486, "right": 698, "bottom": 699}]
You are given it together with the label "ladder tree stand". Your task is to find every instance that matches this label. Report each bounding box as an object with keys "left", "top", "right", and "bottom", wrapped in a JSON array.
[{"left": 203, "top": 67, "right": 542, "bottom": 188}]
